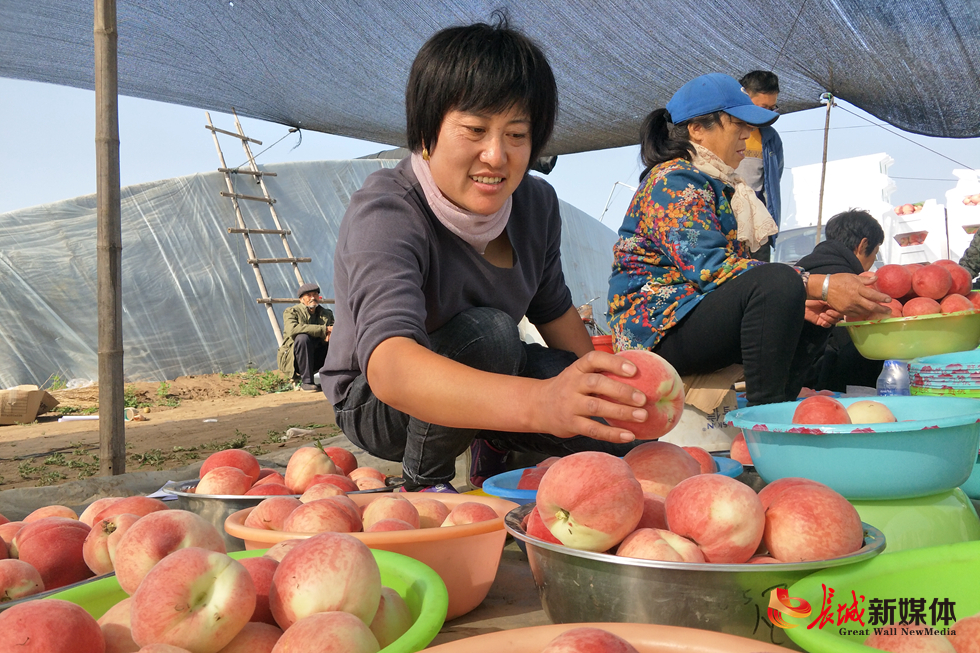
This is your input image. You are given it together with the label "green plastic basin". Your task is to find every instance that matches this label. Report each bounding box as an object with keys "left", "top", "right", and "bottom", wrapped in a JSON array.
[
  {"left": 49, "top": 548, "right": 448, "bottom": 653},
  {"left": 786, "top": 541, "right": 980, "bottom": 652}
]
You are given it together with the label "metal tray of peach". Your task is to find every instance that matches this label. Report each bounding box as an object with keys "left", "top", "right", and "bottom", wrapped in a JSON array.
[{"left": 504, "top": 503, "right": 884, "bottom": 651}]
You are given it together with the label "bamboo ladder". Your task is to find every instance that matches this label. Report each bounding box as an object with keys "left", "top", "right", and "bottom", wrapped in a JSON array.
[{"left": 206, "top": 110, "right": 311, "bottom": 347}]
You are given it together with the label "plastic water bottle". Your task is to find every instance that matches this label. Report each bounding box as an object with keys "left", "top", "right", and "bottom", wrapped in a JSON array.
[{"left": 876, "top": 360, "right": 911, "bottom": 396}]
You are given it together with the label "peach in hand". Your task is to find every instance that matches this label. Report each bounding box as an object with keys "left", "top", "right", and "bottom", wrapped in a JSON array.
[{"left": 601, "top": 349, "right": 686, "bottom": 440}]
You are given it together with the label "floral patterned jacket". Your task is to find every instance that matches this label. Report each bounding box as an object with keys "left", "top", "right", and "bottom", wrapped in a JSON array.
[{"left": 607, "top": 158, "right": 766, "bottom": 351}]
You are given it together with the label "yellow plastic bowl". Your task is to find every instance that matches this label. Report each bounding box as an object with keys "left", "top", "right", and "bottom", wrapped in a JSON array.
[
  {"left": 225, "top": 492, "right": 517, "bottom": 621},
  {"left": 841, "top": 309, "right": 980, "bottom": 360},
  {"left": 426, "top": 622, "right": 796, "bottom": 652}
]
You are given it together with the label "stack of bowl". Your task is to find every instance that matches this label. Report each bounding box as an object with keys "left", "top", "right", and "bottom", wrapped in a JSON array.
[{"left": 910, "top": 349, "right": 980, "bottom": 398}]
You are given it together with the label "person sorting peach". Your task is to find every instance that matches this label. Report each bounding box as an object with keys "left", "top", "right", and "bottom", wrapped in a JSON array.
[
  {"left": 320, "top": 18, "right": 647, "bottom": 492},
  {"left": 607, "top": 73, "right": 891, "bottom": 406}
]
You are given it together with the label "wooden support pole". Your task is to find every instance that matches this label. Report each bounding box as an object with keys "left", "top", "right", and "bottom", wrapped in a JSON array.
[
  {"left": 815, "top": 92, "right": 834, "bottom": 247},
  {"left": 95, "top": 0, "right": 126, "bottom": 476}
]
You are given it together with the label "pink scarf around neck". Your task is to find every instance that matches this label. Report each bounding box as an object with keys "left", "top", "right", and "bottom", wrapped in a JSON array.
[{"left": 410, "top": 152, "right": 512, "bottom": 255}]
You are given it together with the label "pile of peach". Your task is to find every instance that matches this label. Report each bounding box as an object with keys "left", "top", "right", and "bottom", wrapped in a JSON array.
[
  {"left": 1, "top": 502, "right": 415, "bottom": 652},
  {"left": 861, "top": 260, "right": 979, "bottom": 319},
  {"left": 1, "top": 494, "right": 171, "bottom": 601},
  {"left": 191, "top": 443, "right": 389, "bottom": 496},
  {"left": 245, "top": 491, "right": 497, "bottom": 536},
  {"left": 962, "top": 193, "right": 980, "bottom": 206},
  {"left": 524, "top": 444, "right": 865, "bottom": 565},
  {"left": 894, "top": 203, "right": 924, "bottom": 215}
]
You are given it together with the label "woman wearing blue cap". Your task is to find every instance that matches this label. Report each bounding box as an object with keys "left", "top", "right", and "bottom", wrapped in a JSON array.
[{"left": 608, "top": 73, "right": 890, "bottom": 405}]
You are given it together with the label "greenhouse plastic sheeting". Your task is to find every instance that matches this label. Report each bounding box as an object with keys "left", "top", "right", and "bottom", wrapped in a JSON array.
[
  {"left": 1, "top": 0, "right": 979, "bottom": 150},
  {"left": 0, "top": 160, "right": 618, "bottom": 387}
]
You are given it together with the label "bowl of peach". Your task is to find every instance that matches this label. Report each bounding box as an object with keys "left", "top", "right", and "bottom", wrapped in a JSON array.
[
  {"left": 725, "top": 395, "right": 980, "bottom": 500},
  {"left": 505, "top": 501, "right": 884, "bottom": 650},
  {"left": 840, "top": 310, "right": 980, "bottom": 361},
  {"left": 842, "top": 261, "right": 980, "bottom": 360},
  {"left": 224, "top": 492, "right": 518, "bottom": 621},
  {"left": 502, "top": 450, "right": 885, "bottom": 649},
  {"left": 161, "top": 445, "right": 402, "bottom": 551}
]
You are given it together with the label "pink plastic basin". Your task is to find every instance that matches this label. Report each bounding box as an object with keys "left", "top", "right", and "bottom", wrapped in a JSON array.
[
  {"left": 225, "top": 492, "right": 517, "bottom": 621},
  {"left": 425, "top": 622, "right": 796, "bottom": 652}
]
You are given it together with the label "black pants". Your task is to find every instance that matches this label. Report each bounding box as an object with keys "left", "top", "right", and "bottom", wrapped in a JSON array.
[
  {"left": 333, "top": 307, "right": 637, "bottom": 487},
  {"left": 293, "top": 334, "right": 327, "bottom": 385},
  {"left": 653, "top": 264, "right": 829, "bottom": 405}
]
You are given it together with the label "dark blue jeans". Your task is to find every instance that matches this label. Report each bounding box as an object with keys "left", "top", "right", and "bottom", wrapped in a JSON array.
[{"left": 333, "top": 307, "right": 636, "bottom": 487}]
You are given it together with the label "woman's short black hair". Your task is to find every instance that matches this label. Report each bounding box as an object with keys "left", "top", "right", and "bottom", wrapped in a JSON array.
[
  {"left": 405, "top": 14, "right": 558, "bottom": 168},
  {"left": 739, "top": 70, "right": 780, "bottom": 95},
  {"left": 825, "top": 209, "right": 885, "bottom": 256}
]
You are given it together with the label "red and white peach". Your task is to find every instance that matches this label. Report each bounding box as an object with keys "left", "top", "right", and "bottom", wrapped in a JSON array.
[
  {"left": 0, "top": 599, "right": 105, "bottom": 653},
  {"left": 130, "top": 547, "right": 256, "bottom": 653},
  {"left": 270, "top": 610, "right": 381, "bottom": 653},
  {"left": 536, "top": 451, "right": 643, "bottom": 552},
  {"left": 11, "top": 516, "right": 94, "bottom": 589},
  {"left": 268, "top": 532, "right": 382, "bottom": 628},
  {"left": 623, "top": 441, "right": 700, "bottom": 496},
  {"left": 112, "top": 509, "right": 226, "bottom": 594},
  {"left": 616, "top": 528, "right": 705, "bottom": 563},
  {"left": 763, "top": 484, "right": 864, "bottom": 562},
  {"left": 664, "top": 474, "right": 765, "bottom": 564}
]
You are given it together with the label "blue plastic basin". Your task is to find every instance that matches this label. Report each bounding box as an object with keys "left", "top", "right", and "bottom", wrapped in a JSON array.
[
  {"left": 482, "top": 455, "right": 743, "bottom": 505},
  {"left": 961, "top": 452, "right": 980, "bottom": 499},
  {"left": 725, "top": 395, "right": 980, "bottom": 500}
]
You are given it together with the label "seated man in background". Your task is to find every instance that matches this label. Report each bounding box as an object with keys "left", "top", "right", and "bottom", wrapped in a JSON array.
[
  {"left": 958, "top": 228, "right": 980, "bottom": 288},
  {"left": 277, "top": 282, "right": 334, "bottom": 391},
  {"left": 797, "top": 209, "right": 885, "bottom": 390}
]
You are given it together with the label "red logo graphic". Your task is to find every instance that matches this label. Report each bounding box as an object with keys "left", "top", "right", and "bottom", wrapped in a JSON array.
[{"left": 768, "top": 587, "right": 813, "bottom": 629}]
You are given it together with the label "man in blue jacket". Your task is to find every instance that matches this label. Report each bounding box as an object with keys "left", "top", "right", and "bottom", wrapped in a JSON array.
[{"left": 737, "top": 70, "right": 784, "bottom": 262}]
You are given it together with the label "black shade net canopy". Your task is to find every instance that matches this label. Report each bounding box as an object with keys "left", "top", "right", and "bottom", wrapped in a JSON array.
[{"left": 2, "top": 0, "right": 979, "bottom": 155}]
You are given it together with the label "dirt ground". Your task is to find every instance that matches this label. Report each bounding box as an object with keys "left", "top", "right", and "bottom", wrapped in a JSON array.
[{"left": 0, "top": 372, "right": 340, "bottom": 491}]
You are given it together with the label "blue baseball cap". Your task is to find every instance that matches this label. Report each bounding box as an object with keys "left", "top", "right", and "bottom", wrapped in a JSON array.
[{"left": 666, "top": 73, "right": 779, "bottom": 126}]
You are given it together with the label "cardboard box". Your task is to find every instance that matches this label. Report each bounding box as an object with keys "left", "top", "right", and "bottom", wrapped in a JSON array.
[
  {"left": 659, "top": 364, "right": 743, "bottom": 452},
  {"left": 0, "top": 385, "right": 60, "bottom": 425}
]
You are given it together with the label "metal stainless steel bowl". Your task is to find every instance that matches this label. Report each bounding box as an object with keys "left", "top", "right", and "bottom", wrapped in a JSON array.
[
  {"left": 161, "top": 476, "right": 403, "bottom": 551},
  {"left": 505, "top": 503, "right": 885, "bottom": 651}
]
